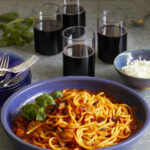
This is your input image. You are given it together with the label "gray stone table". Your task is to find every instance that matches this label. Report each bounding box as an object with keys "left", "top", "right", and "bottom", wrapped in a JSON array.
[{"left": 0, "top": 0, "right": 150, "bottom": 149}]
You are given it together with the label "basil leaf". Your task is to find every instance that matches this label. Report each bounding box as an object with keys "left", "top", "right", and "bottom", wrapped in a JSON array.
[
  {"left": 50, "top": 90, "right": 63, "bottom": 100},
  {"left": 21, "top": 30, "right": 33, "bottom": 43},
  {"left": 0, "top": 24, "right": 9, "bottom": 38},
  {"left": 14, "top": 23, "right": 30, "bottom": 30},
  {"left": 0, "top": 24, "right": 7, "bottom": 31},
  {"left": 21, "top": 103, "right": 39, "bottom": 121},
  {"left": 0, "top": 12, "right": 19, "bottom": 23},
  {"left": 36, "top": 107, "right": 46, "bottom": 122},
  {"left": 6, "top": 37, "right": 16, "bottom": 46},
  {"left": 0, "top": 12, "right": 34, "bottom": 47},
  {"left": 35, "top": 93, "right": 55, "bottom": 107},
  {"left": 23, "top": 18, "right": 34, "bottom": 26},
  {"left": 15, "top": 39, "right": 25, "bottom": 46},
  {"left": 0, "top": 39, "right": 8, "bottom": 47},
  {"left": 10, "top": 28, "right": 22, "bottom": 40}
]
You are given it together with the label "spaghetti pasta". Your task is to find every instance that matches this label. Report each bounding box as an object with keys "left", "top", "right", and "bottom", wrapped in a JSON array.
[{"left": 13, "top": 89, "right": 141, "bottom": 150}]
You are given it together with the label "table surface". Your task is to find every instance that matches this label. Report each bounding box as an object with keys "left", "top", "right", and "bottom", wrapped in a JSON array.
[{"left": 1, "top": 0, "right": 150, "bottom": 149}]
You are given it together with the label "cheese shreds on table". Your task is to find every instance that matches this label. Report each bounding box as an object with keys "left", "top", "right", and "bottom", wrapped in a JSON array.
[{"left": 121, "top": 57, "right": 150, "bottom": 78}]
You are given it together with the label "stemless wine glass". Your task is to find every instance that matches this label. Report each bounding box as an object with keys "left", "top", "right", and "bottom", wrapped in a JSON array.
[
  {"left": 33, "top": 3, "right": 63, "bottom": 55},
  {"left": 62, "top": 26, "right": 95, "bottom": 76},
  {"left": 59, "top": 0, "right": 86, "bottom": 29},
  {"left": 97, "top": 10, "right": 127, "bottom": 64}
]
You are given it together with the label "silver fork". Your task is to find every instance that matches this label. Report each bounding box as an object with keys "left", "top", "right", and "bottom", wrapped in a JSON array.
[
  {"left": 0, "top": 56, "right": 9, "bottom": 76},
  {"left": 0, "top": 55, "right": 39, "bottom": 73}
]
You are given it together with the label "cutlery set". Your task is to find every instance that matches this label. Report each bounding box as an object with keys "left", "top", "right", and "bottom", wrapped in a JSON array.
[{"left": 0, "top": 55, "right": 39, "bottom": 87}]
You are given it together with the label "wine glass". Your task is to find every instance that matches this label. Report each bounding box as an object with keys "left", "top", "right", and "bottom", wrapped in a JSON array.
[
  {"left": 59, "top": 0, "right": 86, "bottom": 29},
  {"left": 33, "top": 3, "right": 63, "bottom": 55},
  {"left": 97, "top": 10, "right": 127, "bottom": 64},
  {"left": 62, "top": 26, "right": 95, "bottom": 76}
]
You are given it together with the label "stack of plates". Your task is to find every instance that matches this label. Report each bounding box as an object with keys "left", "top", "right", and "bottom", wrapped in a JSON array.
[{"left": 0, "top": 51, "right": 31, "bottom": 106}]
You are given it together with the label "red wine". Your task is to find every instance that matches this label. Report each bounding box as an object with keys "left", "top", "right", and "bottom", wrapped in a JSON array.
[
  {"left": 60, "top": 4, "right": 86, "bottom": 29},
  {"left": 34, "top": 19, "right": 63, "bottom": 55},
  {"left": 63, "top": 44, "right": 95, "bottom": 76},
  {"left": 98, "top": 25, "right": 127, "bottom": 63}
]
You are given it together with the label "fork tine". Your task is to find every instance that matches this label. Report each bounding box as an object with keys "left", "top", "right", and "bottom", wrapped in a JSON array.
[
  {"left": 16, "top": 56, "right": 35, "bottom": 66},
  {"left": 17, "top": 57, "right": 38, "bottom": 70},
  {"left": 13, "top": 55, "right": 37, "bottom": 69},
  {"left": 0, "top": 56, "right": 9, "bottom": 76},
  {"left": 5, "top": 56, "right": 9, "bottom": 73},
  {"left": 14, "top": 55, "right": 38, "bottom": 70},
  {"left": 16, "top": 58, "right": 38, "bottom": 72},
  {"left": 3, "top": 56, "right": 9, "bottom": 76},
  {"left": 15, "top": 59, "right": 36, "bottom": 71},
  {"left": 0, "top": 56, "right": 5, "bottom": 76},
  {"left": 13, "top": 55, "right": 39, "bottom": 72},
  {"left": 19, "top": 58, "right": 38, "bottom": 71}
]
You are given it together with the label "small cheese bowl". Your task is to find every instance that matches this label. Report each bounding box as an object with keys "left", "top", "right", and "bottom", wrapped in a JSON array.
[{"left": 114, "top": 49, "right": 150, "bottom": 89}]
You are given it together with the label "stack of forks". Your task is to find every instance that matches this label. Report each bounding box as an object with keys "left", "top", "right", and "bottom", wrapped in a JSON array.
[
  {"left": 0, "top": 55, "right": 39, "bottom": 76},
  {"left": 0, "top": 55, "right": 39, "bottom": 86}
]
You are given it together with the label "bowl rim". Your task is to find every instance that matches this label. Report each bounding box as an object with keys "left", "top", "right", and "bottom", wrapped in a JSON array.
[
  {"left": 1, "top": 76, "right": 150, "bottom": 150},
  {"left": 113, "top": 49, "right": 150, "bottom": 80}
]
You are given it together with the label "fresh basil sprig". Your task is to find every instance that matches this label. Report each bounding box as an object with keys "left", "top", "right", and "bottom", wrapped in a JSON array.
[
  {"left": 0, "top": 12, "right": 34, "bottom": 47},
  {"left": 21, "top": 91, "right": 63, "bottom": 122}
]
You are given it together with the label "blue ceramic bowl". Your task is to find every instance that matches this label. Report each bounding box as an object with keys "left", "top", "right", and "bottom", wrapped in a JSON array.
[
  {"left": 1, "top": 76, "right": 150, "bottom": 150},
  {"left": 114, "top": 49, "right": 150, "bottom": 89}
]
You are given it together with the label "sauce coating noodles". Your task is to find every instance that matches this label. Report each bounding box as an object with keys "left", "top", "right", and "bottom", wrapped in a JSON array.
[{"left": 13, "top": 89, "right": 141, "bottom": 150}]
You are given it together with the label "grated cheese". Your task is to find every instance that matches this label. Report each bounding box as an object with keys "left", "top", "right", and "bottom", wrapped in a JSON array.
[{"left": 121, "top": 57, "right": 150, "bottom": 78}]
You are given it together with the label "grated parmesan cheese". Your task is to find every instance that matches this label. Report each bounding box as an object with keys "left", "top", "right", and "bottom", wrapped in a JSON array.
[{"left": 121, "top": 57, "right": 150, "bottom": 78}]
